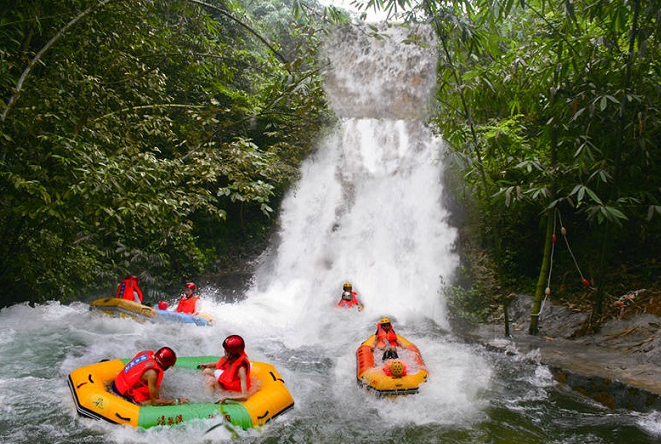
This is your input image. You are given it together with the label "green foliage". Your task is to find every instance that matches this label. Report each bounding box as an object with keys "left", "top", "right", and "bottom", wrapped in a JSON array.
[
  {"left": 443, "top": 283, "right": 492, "bottom": 331},
  {"left": 0, "top": 0, "right": 329, "bottom": 306},
  {"left": 369, "top": 0, "right": 661, "bottom": 315}
]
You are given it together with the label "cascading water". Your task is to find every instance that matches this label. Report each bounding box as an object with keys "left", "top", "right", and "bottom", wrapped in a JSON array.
[
  {"left": 1, "top": 23, "right": 660, "bottom": 444},
  {"left": 245, "top": 24, "right": 457, "bottom": 333},
  {"left": 216, "top": 23, "right": 494, "bottom": 435},
  {"left": 209, "top": 26, "right": 493, "bottom": 433}
]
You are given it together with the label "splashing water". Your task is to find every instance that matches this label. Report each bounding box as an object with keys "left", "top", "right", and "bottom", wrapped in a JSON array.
[
  {"left": 243, "top": 24, "right": 457, "bottom": 337},
  {"left": 204, "top": 21, "right": 492, "bottom": 436},
  {"left": 2, "top": 23, "right": 658, "bottom": 444}
]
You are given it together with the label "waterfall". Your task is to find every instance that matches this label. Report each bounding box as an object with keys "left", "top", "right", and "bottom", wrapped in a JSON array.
[
  {"left": 1, "top": 21, "right": 650, "bottom": 444},
  {"left": 244, "top": 24, "right": 457, "bottom": 334}
]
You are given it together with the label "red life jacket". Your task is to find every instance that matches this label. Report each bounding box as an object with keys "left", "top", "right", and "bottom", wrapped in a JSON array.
[
  {"left": 337, "top": 291, "right": 360, "bottom": 308},
  {"left": 176, "top": 295, "right": 200, "bottom": 314},
  {"left": 215, "top": 352, "right": 251, "bottom": 392},
  {"left": 113, "top": 351, "right": 164, "bottom": 403},
  {"left": 116, "top": 278, "right": 143, "bottom": 303},
  {"left": 375, "top": 324, "right": 398, "bottom": 348}
]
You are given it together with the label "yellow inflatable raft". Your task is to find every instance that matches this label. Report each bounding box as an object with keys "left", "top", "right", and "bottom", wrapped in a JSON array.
[
  {"left": 90, "top": 298, "right": 213, "bottom": 326},
  {"left": 68, "top": 356, "right": 293, "bottom": 429},
  {"left": 356, "top": 334, "right": 428, "bottom": 396}
]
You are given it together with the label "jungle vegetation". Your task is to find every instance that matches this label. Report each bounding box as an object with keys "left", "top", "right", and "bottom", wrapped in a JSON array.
[
  {"left": 0, "top": 0, "right": 340, "bottom": 305},
  {"left": 2, "top": 0, "right": 660, "bottom": 337},
  {"left": 361, "top": 0, "right": 661, "bottom": 332}
]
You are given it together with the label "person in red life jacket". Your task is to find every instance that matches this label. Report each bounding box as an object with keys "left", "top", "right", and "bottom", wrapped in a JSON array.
[
  {"left": 175, "top": 282, "right": 201, "bottom": 315},
  {"left": 374, "top": 317, "right": 401, "bottom": 361},
  {"left": 337, "top": 282, "right": 364, "bottom": 311},
  {"left": 382, "top": 358, "right": 408, "bottom": 377},
  {"left": 111, "top": 347, "right": 188, "bottom": 406},
  {"left": 116, "top": 275, "right": 144, "bottom": 303},
  {"left": 199, "top": 335, "right": 251, "bottom": 404}
]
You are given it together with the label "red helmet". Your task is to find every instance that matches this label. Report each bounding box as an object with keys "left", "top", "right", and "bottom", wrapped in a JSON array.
[
  {"left": 157, "top": 301, "right": 168, "bottom": 310},
  {"left": 222, "top": 335, "right": 245, "bottom": 355},
  {"left": 154, "top": 347, "right": 177, "bottom": 370},
  {"left": 184, "top": 282, "right": 197, "bottom": 291}
]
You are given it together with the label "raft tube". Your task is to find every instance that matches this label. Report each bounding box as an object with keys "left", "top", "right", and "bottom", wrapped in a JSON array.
[
  {"left": 68, "top": 356, "right": 294, "bottom": 429},
  {"left": 89, "top": 298, "right": 213, "bottom": 326},
  {"left": 356, "top": 334, "right": 428, "bottom": 396}
]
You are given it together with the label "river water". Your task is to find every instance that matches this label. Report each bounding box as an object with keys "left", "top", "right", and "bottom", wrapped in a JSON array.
[{"left": 2, "top": 24, "right": 661, "bottom": 444}]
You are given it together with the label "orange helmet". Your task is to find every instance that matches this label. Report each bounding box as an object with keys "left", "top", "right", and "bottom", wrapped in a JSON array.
[
  {"left": 343, "top": 282, "right": 352, "bottom": 290},
  {"left": 154, "top": 347, "right": 177, "bottom": 370}
]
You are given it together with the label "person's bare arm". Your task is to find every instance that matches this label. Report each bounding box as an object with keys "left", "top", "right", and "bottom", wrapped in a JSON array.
[
  {"left": 143, "top": 369, "right": 188, "bottom": 405},
  {"left": 217, "top": 366, "right": 249, "bottom": 403}
]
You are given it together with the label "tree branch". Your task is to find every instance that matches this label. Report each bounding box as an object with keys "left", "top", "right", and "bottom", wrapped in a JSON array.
[
  {"left": 0, "top": 0, "right": 117, "bottom": 123},
  {"left": 186, "top": 0, "right": 288, "bottom": 64}
]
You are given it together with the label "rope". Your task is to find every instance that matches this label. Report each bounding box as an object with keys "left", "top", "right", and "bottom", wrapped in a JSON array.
[
  {"left": 538, "top": 208, "right": 593, "bottom": 319},
  {"left": 556, "top": 211, "right": 591, "bottom": 287},
  {"left": 539, "top": 211, "right": 558, "bottom": 317}
]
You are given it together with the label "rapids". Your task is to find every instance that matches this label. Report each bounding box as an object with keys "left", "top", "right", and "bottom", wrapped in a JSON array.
[{"left": 1, "top": 24, "right": 660, "bottom": 444}]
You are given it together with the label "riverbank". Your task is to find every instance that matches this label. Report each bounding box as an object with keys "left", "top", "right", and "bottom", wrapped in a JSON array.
[{"left": 465, "top": 293, "right": 661, "bottom": 411}]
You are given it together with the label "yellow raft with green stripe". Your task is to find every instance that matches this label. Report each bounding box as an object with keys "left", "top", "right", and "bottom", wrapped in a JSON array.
[{"left": 68, "top": 356, "right": 294, "bottom": 429}]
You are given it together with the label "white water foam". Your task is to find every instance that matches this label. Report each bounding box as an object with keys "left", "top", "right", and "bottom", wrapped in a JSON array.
[
  {"left": 237, "top": 24, "right": 457, "bottom": 339},
  {"left": 197, "top": 23, "right": 493, "bottom": 432},
  {"left": 0, "top": 24, "right": 496, "bottom": 444},
  {"left": 1, "top": 22, "right": 655, "bottom": 444}
]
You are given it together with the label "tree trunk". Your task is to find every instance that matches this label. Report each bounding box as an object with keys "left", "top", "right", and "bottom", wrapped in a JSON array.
[{"left": 529, "top": 210, "right": 554, "bottom": 335}]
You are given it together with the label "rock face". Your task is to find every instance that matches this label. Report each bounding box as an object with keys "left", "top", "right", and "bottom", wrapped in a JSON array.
[
  {"left": 322, "top": 24, "right": 438, "bottom": 120},
  {"left": 467, "top": 294, "right": 661, "bottom": 411}
]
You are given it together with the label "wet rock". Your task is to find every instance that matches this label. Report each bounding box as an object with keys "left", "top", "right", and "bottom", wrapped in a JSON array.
[{"left": 466, "top": 294, "right": 661, "bottom": 411}]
